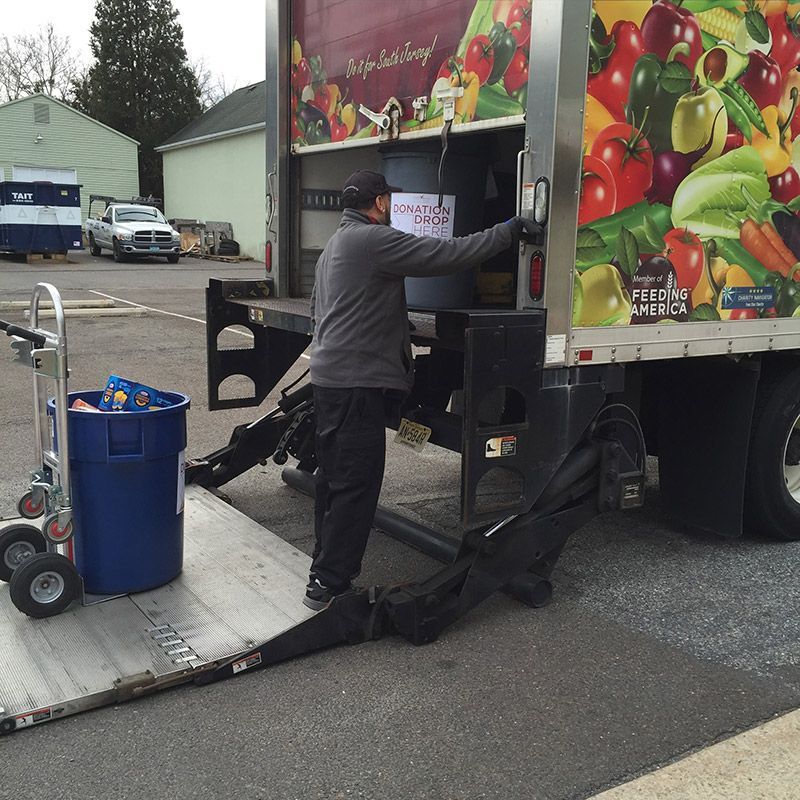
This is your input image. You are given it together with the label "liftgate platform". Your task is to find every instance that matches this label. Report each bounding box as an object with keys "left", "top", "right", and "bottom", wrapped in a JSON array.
[{"left": 0, "top": 485, "right": 317, "bottom": 734}]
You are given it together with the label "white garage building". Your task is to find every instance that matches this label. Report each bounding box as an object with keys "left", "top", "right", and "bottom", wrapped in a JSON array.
[{"left": 156, "top": 82, "right": 266, "bottom": 261}]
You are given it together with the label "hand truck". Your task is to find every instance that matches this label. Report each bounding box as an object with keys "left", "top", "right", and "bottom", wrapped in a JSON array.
[{"left": 0, "top": 282, "right": 82, "bottom": 617}]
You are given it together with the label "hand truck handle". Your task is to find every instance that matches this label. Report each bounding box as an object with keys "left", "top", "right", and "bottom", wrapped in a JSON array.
[{"left": 0, "top": 319, "right": 48, "bottom": 349}]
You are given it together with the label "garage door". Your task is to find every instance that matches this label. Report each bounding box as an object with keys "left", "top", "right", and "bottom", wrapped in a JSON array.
[{"left": 12, "top": 166, "right": 77, "bottom": 183}]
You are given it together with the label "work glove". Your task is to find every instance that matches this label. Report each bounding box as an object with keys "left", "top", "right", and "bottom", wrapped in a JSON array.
[{"left": 506, "top": 216, "right": 544, "bottom": 245}]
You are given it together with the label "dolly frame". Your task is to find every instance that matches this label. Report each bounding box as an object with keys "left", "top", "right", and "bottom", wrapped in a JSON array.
[{"left": 0, "top": 283, "right": 76, "bottom": 549}]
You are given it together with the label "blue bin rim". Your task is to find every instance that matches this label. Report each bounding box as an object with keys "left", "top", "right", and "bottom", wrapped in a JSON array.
[{"left": 53, "top": 390, "right": 191, "bottom": 415}]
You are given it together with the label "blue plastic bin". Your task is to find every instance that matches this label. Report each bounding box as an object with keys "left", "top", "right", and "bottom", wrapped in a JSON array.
[{"left": 59, "top": 390, "right": 190, "bottom": 594}]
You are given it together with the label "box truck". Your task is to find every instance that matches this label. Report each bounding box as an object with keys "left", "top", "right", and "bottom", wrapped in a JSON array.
[{"left": 3, "top": 0, "right": 800, "bottom": 733}]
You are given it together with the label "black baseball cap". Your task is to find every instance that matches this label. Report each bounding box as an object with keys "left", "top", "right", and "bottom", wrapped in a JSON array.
[{"left": 341, "top": 170, "right": 402, "bottom": 207}]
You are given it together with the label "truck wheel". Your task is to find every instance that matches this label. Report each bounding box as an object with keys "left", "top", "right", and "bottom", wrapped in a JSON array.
[
  {"left": 113, "top": 239, "right": 125, "bottom": 263},
  {"left": 167, "top": 254, "right": 180, "bottom": 264},
  {"left": 745, "top": 365, "right": 800, "bottom": 540},
  {"left": 0, "top": 525, "right": 47, "bottom": 582},
  {"left": 9, "top": 553, "right": 81, "bottom": 618},
  {"left": 88, "top": 233, "right": 102, "bottom": 256}
]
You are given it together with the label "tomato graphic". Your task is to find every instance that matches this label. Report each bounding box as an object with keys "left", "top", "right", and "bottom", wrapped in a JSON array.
[
  {"left": 504, "top": 47, "right": 529, "bottom": 93},
  {"left": 465, "top": 34, "right": 495, "bottom": 85},
  {"left": 579, "top": 155, "right": 617, "bottom": 225},
  {"left": 662, "top": 228, "right": 704, "bottom": 290},
  {"left": 506, "top": 0, "right": 532, "bottom": 46},
  {"left": 590, "top": 122, "right": 653, "bottom": 211}
]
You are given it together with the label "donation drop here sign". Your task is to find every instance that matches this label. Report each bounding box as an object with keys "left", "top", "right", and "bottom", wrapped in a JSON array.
[{"left": 391, "top": 193, "right": 455, "bottom": 239}]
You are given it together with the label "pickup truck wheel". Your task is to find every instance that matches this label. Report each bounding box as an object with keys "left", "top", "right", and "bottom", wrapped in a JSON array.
[
  {"left": 112, "top": 239, "right": 125, "bottom": 263},
  {"left": 744, "top": 364, "right": 800, "bottom": 540},
  {"left": 88, "top": 233, "right": 102, "bottom": 256},
  {"left": 167, "top": 254, "right": 180, "bottom": 264}
]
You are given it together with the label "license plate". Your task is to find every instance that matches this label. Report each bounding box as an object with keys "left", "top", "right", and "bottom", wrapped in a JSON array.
[
  {"left": 149, "top": 245, "right": 160, "bottom": 252},
  {"left": 394, "top": 418, "right": 431, "bottom": 451}
]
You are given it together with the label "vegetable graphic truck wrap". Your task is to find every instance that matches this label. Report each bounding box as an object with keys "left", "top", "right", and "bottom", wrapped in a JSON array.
[
  {"left": 290, "top": 0, "right": 531, "bottom": 148},
  {"left": 577, "top": 0, "right": 800, "bottom": 327}
]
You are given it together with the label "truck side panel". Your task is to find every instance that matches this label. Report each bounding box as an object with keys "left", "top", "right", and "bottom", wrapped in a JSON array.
[{"left": 526, "top": 0, "right": 800, "bottom": 365}]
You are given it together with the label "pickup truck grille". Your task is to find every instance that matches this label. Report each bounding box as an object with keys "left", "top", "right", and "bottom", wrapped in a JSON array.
[{"left": 134, "top": 230, "right": 173, "bottom": 243}]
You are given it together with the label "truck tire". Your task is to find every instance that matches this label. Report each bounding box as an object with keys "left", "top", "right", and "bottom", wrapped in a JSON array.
[
  {"left": 744, "top": 364, "right": 800, "bottom": 540},
  {"left": 113, "top": 239, "right": 125, "bottom": 263},
  {"left": 88, "top": 233, "right": 102, "bottom": 256}
]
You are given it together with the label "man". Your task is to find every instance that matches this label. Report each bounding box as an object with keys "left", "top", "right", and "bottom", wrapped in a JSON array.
[{"left": 304, "top": 169, "right": 541, "bottom": 610}]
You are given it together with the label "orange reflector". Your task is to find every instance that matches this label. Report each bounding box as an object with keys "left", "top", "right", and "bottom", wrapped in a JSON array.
[
  {"left": 265, "top": 241, "right": 272, "bottom": 274},
  {"left": 529, "top": 250, "right": 544, "bottom": 300}
]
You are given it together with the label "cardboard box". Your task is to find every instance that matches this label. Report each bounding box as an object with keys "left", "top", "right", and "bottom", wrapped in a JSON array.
[{"left": 99, "top": 375, "right": 173, "bottom": 412}]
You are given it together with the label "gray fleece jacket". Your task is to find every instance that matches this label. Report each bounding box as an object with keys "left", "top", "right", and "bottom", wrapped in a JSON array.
[{"left": 310, "top": 208, "right": 513, "bottom": 392}]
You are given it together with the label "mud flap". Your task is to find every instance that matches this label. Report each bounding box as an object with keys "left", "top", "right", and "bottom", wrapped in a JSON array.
[{"left": 654, "top": 356, "right": 760, "bottom": 538}]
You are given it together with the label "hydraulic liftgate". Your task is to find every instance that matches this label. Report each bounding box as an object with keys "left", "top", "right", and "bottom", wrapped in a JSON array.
[
  {"left": 191, "top": 279, "right": 646, "bottom": 663},
  {"left": 0, "top": 280, "right": 645, "bottom": 734}
]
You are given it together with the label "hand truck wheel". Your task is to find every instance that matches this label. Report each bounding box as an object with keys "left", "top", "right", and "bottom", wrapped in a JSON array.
[
  {"left": 0, "top": 524, "right": 48, "bottom": 582},
  {"left": 17, "top": 490, "right": 44, "bottom": 519},
  {"left": 9, "top": 553, "right": 81, "bottom": 618},
  {"left": 43, "top": 512, "right": 74, "bottom": 544}
]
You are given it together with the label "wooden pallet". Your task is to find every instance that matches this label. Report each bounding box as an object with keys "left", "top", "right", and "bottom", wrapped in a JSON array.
[
  {"left": 187, "top": 252, "right": 242, "bottom": 263},
  {"left": 26, "top": 252, "right": 68, "bottom": 264}
]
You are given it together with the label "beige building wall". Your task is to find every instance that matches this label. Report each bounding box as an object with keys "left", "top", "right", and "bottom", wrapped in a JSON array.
[
  {"left": 0, "top": 94, "right": 139, "bottom": 220},
  {"left": 161, "top": 129, "right": 266, "bottom": 261}
]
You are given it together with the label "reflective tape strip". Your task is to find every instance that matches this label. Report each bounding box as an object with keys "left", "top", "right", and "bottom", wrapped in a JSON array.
[{"left": 0, "top": 205, "right": 81, "bottom": 226}]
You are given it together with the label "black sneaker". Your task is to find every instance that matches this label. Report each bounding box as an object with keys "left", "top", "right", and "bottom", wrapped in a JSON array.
[{"left": 302, "top": 579, "right": 350, "bottom": 611}]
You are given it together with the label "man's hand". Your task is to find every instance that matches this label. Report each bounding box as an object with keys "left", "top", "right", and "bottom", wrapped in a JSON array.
[{"left": 506, "top": 216, "right": 544, "bottom": 245}]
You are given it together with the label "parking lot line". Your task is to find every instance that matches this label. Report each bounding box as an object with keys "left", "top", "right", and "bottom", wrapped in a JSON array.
[
  {"left": 88, "top": 289, "right": 312, "bottom": 359},
  {"left": 88, "top": 290, "right": 231, "bottom": 329}
]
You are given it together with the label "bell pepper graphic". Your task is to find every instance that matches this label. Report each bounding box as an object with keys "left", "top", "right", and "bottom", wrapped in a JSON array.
[
  {"left": 752, "top": 91, "right": 799, "bottom": 178},
  {"left": 577, "top": 263, "right": 632, "bottom": 326},
  {"left": 452, "top": 70, "right": 480, "bottom": 124}
]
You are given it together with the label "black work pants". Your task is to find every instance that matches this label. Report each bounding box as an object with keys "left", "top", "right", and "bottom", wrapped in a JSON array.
[{"left": 310, "top": 386, "right": 391, "bottom": 591}]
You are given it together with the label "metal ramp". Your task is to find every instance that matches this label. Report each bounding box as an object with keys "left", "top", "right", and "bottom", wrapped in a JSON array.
[{"left": 0, "top": 484, "right": 315, "bottom": 734}]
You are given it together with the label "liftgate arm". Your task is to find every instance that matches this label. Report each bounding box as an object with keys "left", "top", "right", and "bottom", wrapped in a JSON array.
[
  {"left": 196, "top": 430, "right": 642, "bottom": 684},
  {"left": 186, "top": 382, "right": 317, "bottom": 488}
]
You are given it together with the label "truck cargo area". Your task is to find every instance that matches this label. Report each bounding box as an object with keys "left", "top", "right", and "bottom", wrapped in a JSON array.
[{"left": 0, "top": 485, "right": 315, "bottom": 734}]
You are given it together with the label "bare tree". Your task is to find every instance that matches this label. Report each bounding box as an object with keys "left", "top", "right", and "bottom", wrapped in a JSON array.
[
  {"left": 0, "top": 24, "right": 81, "bottom": 103},
  {"left": 192, "top": 58, "right": 234, "bottom": 110}
]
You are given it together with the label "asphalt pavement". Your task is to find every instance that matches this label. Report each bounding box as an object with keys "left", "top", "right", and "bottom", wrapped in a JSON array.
[{"left": 1, "top": 251, "right": 798, "bottom": 800}]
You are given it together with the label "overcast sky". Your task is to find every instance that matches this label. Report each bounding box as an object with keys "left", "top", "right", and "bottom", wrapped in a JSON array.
[{"left": 3, "top": 0, "right": 266, "bottom": 92}]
